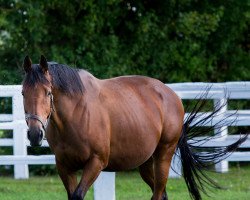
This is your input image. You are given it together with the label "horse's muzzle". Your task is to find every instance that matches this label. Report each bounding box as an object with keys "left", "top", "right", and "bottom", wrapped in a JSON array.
[{"left": 27, "top": 127, "right": 44, "bottom": 147}]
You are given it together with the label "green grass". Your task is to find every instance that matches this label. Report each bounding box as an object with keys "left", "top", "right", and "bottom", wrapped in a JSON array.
[{"left": 0, "top": 166, "right": 249, "bottom": 200}]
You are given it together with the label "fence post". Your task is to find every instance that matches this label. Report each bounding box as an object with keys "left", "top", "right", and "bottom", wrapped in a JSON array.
[
  {"left": 94, "top": 172, "right": 116, "bottom": 200},
  {"left": 12, "top": 90, "right": 29, "bottom": 179},
  {"left": 214, "top": 98, "right": 228, "bottom": 173}
]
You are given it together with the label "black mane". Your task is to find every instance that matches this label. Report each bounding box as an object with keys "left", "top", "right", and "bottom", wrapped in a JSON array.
[{"left": 23, "top": 63, "right": 84, "bottom": 96}]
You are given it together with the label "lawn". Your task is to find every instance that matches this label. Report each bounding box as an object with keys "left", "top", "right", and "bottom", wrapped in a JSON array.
[{"left": 0, "top": 166, "right": 249, "bottom": 200}]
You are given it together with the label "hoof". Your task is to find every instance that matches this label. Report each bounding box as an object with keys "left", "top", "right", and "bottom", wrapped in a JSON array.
[
  {"left": 71, "top": 195, "right": 82, "bottom": 200},
  {"left": 162, "top": 191, "right": 168, "bottom": 200},
  {"left": 71, "top": 191, "right": 83, "bottom": 200},
  {"left": 150, "top": 192, "right": 168, "bottom": 200}
]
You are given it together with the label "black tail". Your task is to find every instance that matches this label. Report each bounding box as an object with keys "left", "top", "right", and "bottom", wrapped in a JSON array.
[{"left": 176, "top": 91, "right": 248, "bottom": 200}]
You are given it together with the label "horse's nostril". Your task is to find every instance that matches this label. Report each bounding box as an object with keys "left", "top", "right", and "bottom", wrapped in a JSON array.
[
  {"left": 27, "top": 130, "right": 31, "bottom": 140},
  {"left": 39, "top": 130, "right": 44, "bottom": 139}
]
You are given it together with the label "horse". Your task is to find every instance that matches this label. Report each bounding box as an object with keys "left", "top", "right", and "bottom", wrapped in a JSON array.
[{"left": 22, "top": 55, "right": 248, "bottom": 200}]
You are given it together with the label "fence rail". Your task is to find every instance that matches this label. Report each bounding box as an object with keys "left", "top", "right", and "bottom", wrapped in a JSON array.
[
  {"left": 168, "top": 82, "right": 250, "bottom": 176},
  {"left": 1, "top": 82, "right": 250, "bottom": 199}
]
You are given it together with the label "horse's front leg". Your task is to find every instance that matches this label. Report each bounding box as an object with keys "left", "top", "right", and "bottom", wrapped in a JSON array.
[
  {"left": 71, "top": 155, "right": 104, "bottom": 200},
  {"left": 56, "top": 159, "right": 78, "bottom": 199}
]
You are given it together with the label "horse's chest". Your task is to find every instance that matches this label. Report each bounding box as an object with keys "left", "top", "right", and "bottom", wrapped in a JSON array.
[{"left": 52, "top": 142, "right": 91, "bottom": 170}]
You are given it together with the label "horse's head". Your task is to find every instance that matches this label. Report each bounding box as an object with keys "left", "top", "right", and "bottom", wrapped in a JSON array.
[{"left": 22, "top": 55, "right": 54, "bottom": 147}]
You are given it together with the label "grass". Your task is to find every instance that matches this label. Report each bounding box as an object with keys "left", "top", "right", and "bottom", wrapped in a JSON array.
[{"left": 0, "top": 166, "right": 249, "bottom": 200}]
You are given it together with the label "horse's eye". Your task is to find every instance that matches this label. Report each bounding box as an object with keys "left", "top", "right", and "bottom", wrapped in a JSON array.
[
  {"left": 21, "top": 91, "right": 24, "bottom": 96},
  {"left": 47, "top": 91, "right": 52, "bottom": 96}
]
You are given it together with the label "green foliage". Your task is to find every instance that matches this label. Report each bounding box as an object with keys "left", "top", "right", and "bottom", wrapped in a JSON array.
[
  {"left": 0, "top": 0, "right": 249, "bottom": 84},
  {"left": 0, "top": 97, "right": 12, "bottom": 113}
]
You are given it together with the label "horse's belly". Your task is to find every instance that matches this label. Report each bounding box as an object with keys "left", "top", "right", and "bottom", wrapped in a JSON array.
[
  {"left": 106, "top": 130, "right": 160, "bottom": 171},
  {"left": 106, "top": 149, "right": 154, "bottom": 171}
]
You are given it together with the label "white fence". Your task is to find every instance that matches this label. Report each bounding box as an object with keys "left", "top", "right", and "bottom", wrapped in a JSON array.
[
  {"left": 0, "top": 82, "right": 250, "bottom": 199},
  {"left": 168, "top": 82, "right": 250, "bottom": 177}
]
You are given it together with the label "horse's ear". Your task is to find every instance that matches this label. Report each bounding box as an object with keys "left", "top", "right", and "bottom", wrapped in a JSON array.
[
  {"left": 23, "top": 55, "right": 32, "bottom": 73},
  {"left": 40, "top": 55, "right": 48, "bottom": 73}
]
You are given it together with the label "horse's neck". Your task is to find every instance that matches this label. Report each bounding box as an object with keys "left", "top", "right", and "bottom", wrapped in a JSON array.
[
  {"left": 50, "top": 92, "right": 84, "bottom": 132},
  {"left": 49, "top": 72, "right": 100, "bottom": 133},
  {"left": 79, "top": 70, "right": 101, "bottom": 91}
]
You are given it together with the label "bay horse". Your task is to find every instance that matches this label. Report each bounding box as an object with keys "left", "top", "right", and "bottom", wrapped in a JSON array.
[{"left": 22, "top": 55, "right": 247, "bottom": 200}]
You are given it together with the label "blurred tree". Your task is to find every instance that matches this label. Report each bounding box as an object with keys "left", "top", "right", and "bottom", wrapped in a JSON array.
[{"left": 0, "top": 0, "right": 249, "bottom": 84}]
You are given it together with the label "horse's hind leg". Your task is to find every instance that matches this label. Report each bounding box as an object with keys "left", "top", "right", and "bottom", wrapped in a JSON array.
[
  {"left": 139, "top": 157, "right": 154, "bottom": 192},
  {"left": 152, "top": 142, "right": 177, "bottom": 200}
]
